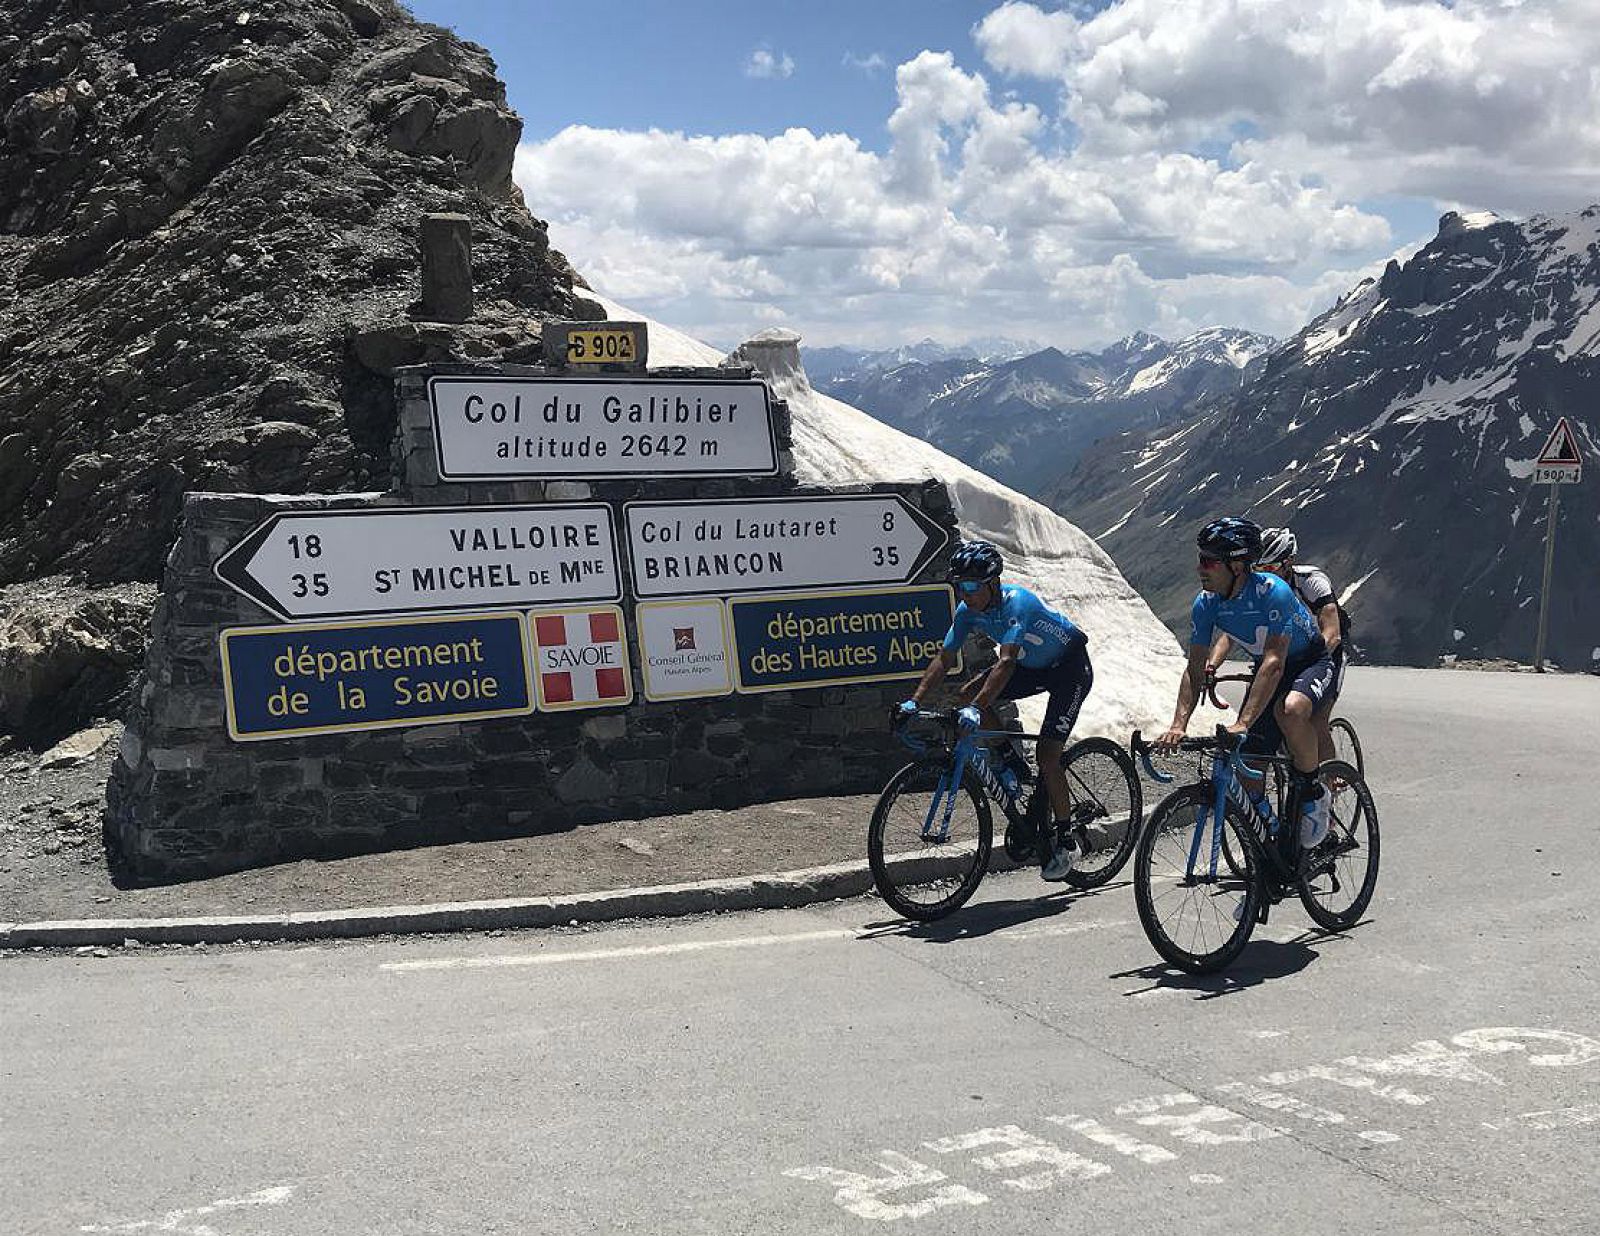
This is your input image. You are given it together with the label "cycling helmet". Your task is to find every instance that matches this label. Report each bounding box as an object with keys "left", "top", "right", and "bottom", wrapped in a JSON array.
[
  {"left": 1259, "top": 526, "right": 1297, "bottom": 564},
  {"left": 1196, "top": 517, "right": 1262, "bottom": 563},
  {"left": 948, "top": 539, "right": 1004, "bottom": 581}
]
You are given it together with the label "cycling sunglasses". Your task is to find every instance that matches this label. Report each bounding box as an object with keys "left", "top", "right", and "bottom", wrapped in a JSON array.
[{"left": 955, "top": 579, "right": 990, "bottom": 594}]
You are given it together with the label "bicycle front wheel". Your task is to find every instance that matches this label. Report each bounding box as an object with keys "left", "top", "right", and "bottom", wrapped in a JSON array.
[
  {"left": 1057, "top": 736, "right": 1143, "bottom": 889},
  {"left": 1297, "top": 759, "right": 1379, "bottom": 932},
  {"left": 868, "top": 759, "right": 993, "bottom": 921},
  {"left": 1329, "top": 717, "right": 1364, "bottom": 777},
  {"left": 1134, "top": 785, "right": 1263, "bottom": 973}
]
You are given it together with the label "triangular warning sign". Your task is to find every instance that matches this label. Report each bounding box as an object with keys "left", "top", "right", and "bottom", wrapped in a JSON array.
[{"left": 1536, "top": 417, "right": 1582, "bottom": 466}]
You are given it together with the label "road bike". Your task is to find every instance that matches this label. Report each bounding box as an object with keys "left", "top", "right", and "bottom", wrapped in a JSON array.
[
  {"left": 869, "top": 709, "right": 1142, "bottom": 921},
  {"left": 1205, "top": 669, "right": 1364, "bottom": 776},
  {"left": 1128, "top": 726, "right": 1379, "bottom": 974}
]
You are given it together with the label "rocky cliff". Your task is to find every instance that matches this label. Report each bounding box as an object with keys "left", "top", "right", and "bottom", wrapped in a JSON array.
[
  {"left": 0, "top": 0, "right": 600, "bottom": 741},
  {"left": 1055, "top": 209, "right": 1600, "bottom": 668}
]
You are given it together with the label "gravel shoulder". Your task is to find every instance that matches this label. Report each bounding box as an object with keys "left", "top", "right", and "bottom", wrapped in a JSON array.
[{"left": 0, "top": 728, "right": 889, "bottom": 923}]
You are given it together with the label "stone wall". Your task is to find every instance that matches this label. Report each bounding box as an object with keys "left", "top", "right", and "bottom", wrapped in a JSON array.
[{"left": 106, "top": 362, "right": 961, "bottom": 880}]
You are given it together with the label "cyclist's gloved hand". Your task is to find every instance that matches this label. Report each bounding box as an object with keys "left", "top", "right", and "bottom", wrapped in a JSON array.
[
  {"left": 957, "top": 705, "right": 983, "bottom": 733},
  {"left": 896, "top": 699, "right": 919, "bottom": 721}
]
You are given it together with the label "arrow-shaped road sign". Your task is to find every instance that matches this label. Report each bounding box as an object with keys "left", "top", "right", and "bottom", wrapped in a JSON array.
[
  {"left": 1533, "top": 416, "right": 1583, "bottom": 485},
  {"left": 623, "top": 494, "right": 950, "bottom": 598},
  {"left": 215, "top": 504, "right": 621, "bottom": 622}
]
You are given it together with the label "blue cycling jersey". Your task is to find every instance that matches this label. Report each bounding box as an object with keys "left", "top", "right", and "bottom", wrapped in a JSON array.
[
  {"left": 943, "top": 584, "right": 1085, "bottom": 669},
  {"left": 1190, "top": 572, "right": 1324, "bottom": 661}
]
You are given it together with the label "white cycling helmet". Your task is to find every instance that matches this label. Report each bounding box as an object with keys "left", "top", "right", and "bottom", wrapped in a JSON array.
[{"left": 1260, "top": 527, "right": 1297, "bottom": 564}]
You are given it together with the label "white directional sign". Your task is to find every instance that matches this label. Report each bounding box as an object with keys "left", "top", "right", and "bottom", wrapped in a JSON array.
[
  {"left": 1533, "top": 416, "right": 1583, "bottom": 484},
  {"left": 428, "top": 376, "right": 779, "bottom": 480},
  {"left": 214, "top": 504, "right": 620, "bottom": 621},
  {"left": 624, "top": 495, "right": 949, "bottom": 598}
]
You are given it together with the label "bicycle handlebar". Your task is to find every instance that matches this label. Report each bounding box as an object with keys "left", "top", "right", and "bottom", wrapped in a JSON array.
[
  {"left": 1129, "top": 724, "right": 1244, "bottom": 783},
  {"left": 1202, "top": 670, "right": 1252, "bottom": 711}
]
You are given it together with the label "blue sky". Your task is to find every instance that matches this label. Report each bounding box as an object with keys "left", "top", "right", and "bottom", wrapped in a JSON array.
[
  {"left": 402, "top": 1, "right": 1598, "bottom": 352},
  {"left": 408, "top": 1, "right": 1064, "bottom": 152}
]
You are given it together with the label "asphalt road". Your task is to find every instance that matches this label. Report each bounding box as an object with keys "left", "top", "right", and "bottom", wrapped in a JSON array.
[{"left": 4, "top": 667, "right": 1598, "bottom": 1236}]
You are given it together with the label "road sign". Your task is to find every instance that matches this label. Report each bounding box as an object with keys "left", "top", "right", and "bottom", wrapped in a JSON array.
[
  {"left": 727, "top": 584, "right": 956, "bottom": 693},
  {"left": 214, "top": 504, "right": 621, "bottom": 622},
  {"left": 529, "top": 605, "right": 633, "bottom": 710},
  {"left": 427, "top": 376, "right": 779, "bottom": 480},
  {"left": 220, "top": 611, "right": 533, "bottom": 741},
  {"left": 623, "top": 495, "right": 949, "bottom": 598},
  {"left": 1533, "top": 416, "right": 1583, "bottom": 485},
  {"left": 637, "top": 599, "right": 733, "bottom": 701}
]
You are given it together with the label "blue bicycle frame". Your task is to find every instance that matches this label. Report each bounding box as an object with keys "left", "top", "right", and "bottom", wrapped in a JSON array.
[
  {"left": 897, "top": 718, "right": 1029, "bottom": 842},
  {"left": 1137, "top": 733, "right": 1282, "bottom": 884}
]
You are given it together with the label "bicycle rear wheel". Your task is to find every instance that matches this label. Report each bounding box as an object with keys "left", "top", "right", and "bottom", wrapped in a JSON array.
[
  {"left": 1134, "top": 785, "right": 1263, "bottom": 974},
  {"left": 1057, "top": 736, "right": 1143, "bottom": 889},
  {"left": 1329, "top": 717, "right": 1364, "bottom": 777},
  {"left": 1297, "top": 759, "right": 1379, "bottom": 931},
  {"left": 868, "top": 759, "right": 993, "bottom": 921}
]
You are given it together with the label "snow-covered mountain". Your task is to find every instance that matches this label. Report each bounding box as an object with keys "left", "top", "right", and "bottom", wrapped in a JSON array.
[
  {"left": 803, "top": 336, "right": 1042, "bottom": 385},
  {"left": 820, "top": 330, "right": 1273, "bottom": 495},
  {"left": 1054, "top": 207, "right": 1600, "bottom": 668},
  {"left": 600, "top": 303, "right": 1216, "bottom": 739}
]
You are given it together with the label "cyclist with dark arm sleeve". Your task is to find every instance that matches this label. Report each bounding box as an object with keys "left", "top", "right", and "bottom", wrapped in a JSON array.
[
  {"left": 901, "top": 540, "right": 1094, "bottom": 881},
  {"left": 1206, "top": 526, "right": 1351, "bottom": 764},
  {"left": 1154, "top": 517, "right": 1337, "bottom": 847}
]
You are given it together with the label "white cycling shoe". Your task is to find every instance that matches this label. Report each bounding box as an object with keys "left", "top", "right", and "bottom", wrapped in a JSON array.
[
  {"left": 1041, "top": 836, "right": 1079, "bottom": 882},
  {"left": 1299, "top": 794, "right": 1332, "bottom": 849}
]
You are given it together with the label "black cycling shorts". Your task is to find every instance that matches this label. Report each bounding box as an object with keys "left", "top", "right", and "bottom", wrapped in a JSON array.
[
  {"left": 1243, "top": 651, "right": 1338, "bottom": 759},
  {"left": 1000, "top": 641, "right": 1093, "bottom": 743}
]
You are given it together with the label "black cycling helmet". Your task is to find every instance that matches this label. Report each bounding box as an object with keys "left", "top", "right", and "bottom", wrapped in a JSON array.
[
  {"left": 1196, "top": 517, "right": 1262, "bottom": 563},
  {"left": 1259, "top": 526, "right": 1297, "bottom": 564},
  {"left": 948, "top": 539, "right": 1004, "bottom": 581}
]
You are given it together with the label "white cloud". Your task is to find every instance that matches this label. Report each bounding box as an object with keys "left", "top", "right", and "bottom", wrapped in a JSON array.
[
  {"left": 744, "top": 48, "right": 795, "bottom": 80},
  {"left": 842, "top": 51, "right": 887, "bottom": 73},
  {"left": 515, "top": 1, "right": 1600, "bottom": 350},
  {"left": 1019, "top": 0, "right": 1600, "bottom": 211},
  {"left": 974, "top": 1, "right": 1081, "bottom": 79}
]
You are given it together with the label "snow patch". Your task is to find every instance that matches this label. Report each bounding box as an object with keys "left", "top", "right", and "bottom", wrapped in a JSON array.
[
  {"left": 1099, "top": 506, "right": 1139, "bottom": 539},
  {"left": 590, "top": 294, "right": 1203, "bottom": 737},
  {"left": 1340, "top": 568, "right": 1378, "bottom": 607}
]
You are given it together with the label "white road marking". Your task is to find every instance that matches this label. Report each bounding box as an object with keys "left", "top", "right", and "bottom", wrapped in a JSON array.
[
  {"left": 382, "top": 918, "right": 1123, "bottom": 972},
  {"left": 787, "top": 1025, "right": 1600, "bottom": 1222},
  {"left": 1113, "top": 1094, "right": 1281, "bottom": 1146},
  {"left": 1217, "top": 1082, "right": 1348, "bottom": 1126},
  {"left": 1517, "top": 1103, "right": 1600, "bottom": 1130},
  {"left": 1260, "top": 1064, "right": 1433, "bottom": 1107},
  {"left": 925, "top": 1126, "right": 1111, "bottom": 1192},
  {"left": 382, "top": 927, "right": 859, "bottom": 971},
  {"left": 785, "top": 1153, "right": 988, "bottom": 1221},
  {"left": 81, "top": 1186, "right": 295, "bottom": 1235},
  {"left": 1048, "top": 1114, "right": 1180, "bottom": 1164}
]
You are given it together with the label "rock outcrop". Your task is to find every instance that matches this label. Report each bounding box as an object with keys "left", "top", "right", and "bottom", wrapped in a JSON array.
[
  {"left": 1056, "top": 208, "right": 1600, "bottom": 667},
  {"left": 0, "top": 0, "right": 601, "bottom": 739}
]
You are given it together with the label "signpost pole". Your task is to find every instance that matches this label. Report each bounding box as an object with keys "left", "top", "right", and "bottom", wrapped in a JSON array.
[{"left": 1533, "top": 482, "right": 1560, "bottom": 673}]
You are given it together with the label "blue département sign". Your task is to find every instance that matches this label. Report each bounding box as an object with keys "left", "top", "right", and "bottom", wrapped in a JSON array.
[
  {"left": 728, "top": 585, "right": 957, "bottom": 693},
  {"left": 220, "top": 612, "right": 534, "bottom": 741}
]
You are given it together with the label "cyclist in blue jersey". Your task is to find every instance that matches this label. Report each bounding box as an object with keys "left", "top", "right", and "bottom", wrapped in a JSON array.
[
  {"left": 1154, "top": 517, "right": 1336, "bottom": 847},
  {"left": 899, "top": 539, "right": 1093, "bottom": 880},
  {"left": 1204, "top": 526, "right": 1351, "bottom": 768}
]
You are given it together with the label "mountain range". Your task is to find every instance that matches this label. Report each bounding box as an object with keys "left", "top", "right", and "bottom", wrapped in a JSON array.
[
  {"left": 813, "top": 329, "right": 1274, "bottom": 495},
  {"left": 1054, "top": 208, "right": 1600, "bottom": 669}
]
